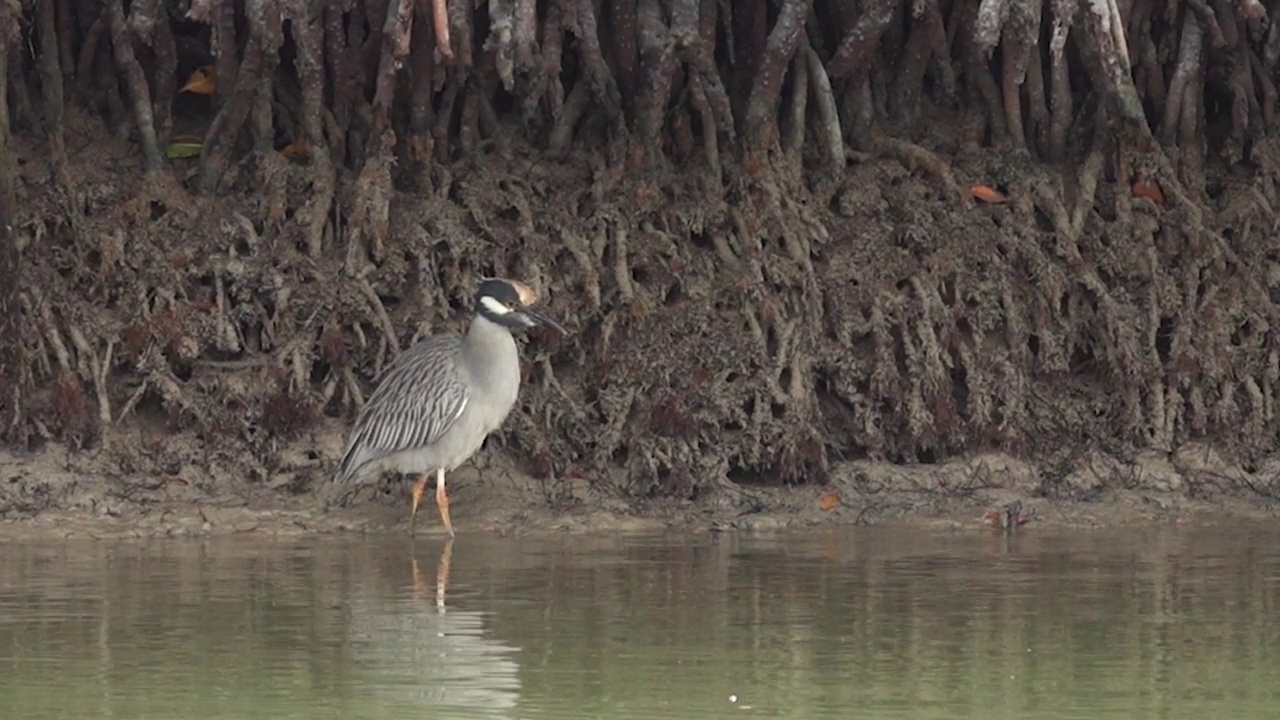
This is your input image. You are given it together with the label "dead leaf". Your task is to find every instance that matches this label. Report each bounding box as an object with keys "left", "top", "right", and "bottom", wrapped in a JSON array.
[
  {"left": 819, "top": 491, "right": 841, "bottom": 511},
  {"left": 1132, "top": 179, "right": 1164, "bottom": 205},
  {"left": 969, "top": 184, "right": 1009, "bottom": 204},
  {"left": 280, "top": 142, "right": 311, "bottom": 161},
  {"left": 180, "top": 65, "right": 216, "bottom": 95}
]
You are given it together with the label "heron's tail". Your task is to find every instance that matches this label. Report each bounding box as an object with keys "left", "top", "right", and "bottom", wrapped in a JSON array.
[{"left": 333, "top": 439, "right": 370, "bottom": 484}]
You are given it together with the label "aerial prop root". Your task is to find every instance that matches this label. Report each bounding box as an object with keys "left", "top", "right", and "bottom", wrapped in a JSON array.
[
  {"left": 19, "top": 287, "right": 114, "bottom": 437},
  {"left": 287, "top": 0, "right": 335, "bottom": 256},
  {"left": 198, "top": 0, "right": 278, "bottom": 193},
  {"left": 106, "top": 0, "right": 164, "bottom": 173}
]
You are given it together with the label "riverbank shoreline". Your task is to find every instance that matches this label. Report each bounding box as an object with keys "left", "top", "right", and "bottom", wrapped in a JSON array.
[{"left": 3, "top": 431, "right": 1275, "bottom": 540}]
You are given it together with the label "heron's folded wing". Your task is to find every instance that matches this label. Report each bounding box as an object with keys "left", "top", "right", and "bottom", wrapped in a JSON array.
[{"left": 336, "top": 337, "right": 470, "bottom": 480}]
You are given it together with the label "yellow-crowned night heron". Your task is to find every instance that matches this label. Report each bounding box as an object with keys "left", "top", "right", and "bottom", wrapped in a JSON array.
[{"left": 334, "top": 278, "right": 566, "bottom": 536}]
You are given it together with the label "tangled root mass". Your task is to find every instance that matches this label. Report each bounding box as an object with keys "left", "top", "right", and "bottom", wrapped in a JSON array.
[{"left": 3, "top": 0, "right": 1280, "bottom": 499}]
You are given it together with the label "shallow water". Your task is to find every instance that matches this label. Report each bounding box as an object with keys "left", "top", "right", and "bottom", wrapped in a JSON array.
[{"left": 1, "top": 524, "right": 1279, "bottom": 719}]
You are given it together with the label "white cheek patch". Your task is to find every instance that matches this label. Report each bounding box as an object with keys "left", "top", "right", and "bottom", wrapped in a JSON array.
[{"left": 480, "top": 295, "right": 512, "bottom": 315}]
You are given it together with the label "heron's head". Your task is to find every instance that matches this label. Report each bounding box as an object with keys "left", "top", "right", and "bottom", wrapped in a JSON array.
[{"left": 475, "top": 278, "right": 567, "bottom": 334}]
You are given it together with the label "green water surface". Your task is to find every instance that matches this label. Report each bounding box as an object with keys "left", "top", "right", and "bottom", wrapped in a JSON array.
[{"left": 2, "top": 524, "right": 1278, "bottom": 719}]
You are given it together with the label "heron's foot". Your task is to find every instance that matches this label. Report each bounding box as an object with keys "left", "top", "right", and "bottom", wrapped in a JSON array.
[
  {"left": 409, "top": 473, "right": 430, "bottom": 535},
  {"left": 437, "top": 472, "right": 456, "bottom": 538},
  {"left": 438, "top": 495, "right": 455, "bottom": 538}
]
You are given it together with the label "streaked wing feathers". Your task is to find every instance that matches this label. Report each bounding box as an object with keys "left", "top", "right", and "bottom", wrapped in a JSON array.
[{"left": 335, "top": 336, "right": 470, "bottom": 481}]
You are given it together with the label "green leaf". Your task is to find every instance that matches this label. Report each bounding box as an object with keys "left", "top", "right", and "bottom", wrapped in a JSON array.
[{"left": 166, "top": 141, "right": 203, "bottom": 159}]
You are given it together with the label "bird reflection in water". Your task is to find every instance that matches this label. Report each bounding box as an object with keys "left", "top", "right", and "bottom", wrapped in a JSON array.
[
  {"left": 411, "top": 539, "right": 454, "bottom": 612},
  {"left": 347, "top": 538, "right": 520, "bottom": 717}
]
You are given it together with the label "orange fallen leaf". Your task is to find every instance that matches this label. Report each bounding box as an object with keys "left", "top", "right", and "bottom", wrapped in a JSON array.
[
  {"left": 180, "top": 65, "right": 216, "bottom": 95},
  {"left": 819, "top": 491, "right": 841, "bottom": 511},
  {"left": 280, "top": 141, "right": 311, "bottom": 160},
  {"left": 970, "top": 184, "right": 1009, "bottom": 204},
  {"left": 1132, "top": 179, "right": 1164, "bottom": 205}
]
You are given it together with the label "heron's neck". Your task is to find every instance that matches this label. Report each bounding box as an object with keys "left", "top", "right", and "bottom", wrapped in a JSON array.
[{"left": 462, "top": 313, "right": 519, "bottom": 386}]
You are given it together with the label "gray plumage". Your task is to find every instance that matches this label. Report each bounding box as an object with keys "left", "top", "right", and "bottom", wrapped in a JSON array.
[
  {"left": 334, "top": 323, "right": 513, "bottom": 485},
  {"left": 333, "top": 278, "right": 566, "bottom": 536}
]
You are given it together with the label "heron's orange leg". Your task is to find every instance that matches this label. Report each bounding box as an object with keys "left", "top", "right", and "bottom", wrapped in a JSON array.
[
  {"left": 409, "top": 473, "right": 430, "bottom": 533},
  {"left": 436, "top": 468, "right": 455, "bottom": 538}
]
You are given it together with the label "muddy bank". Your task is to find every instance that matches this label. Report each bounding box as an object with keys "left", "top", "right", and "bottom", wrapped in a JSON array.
[{"left": 2, "top": 424, "right": 1275, "bottom": 540}]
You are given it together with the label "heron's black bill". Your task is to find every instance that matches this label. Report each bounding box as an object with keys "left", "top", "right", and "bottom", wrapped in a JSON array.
[{"left": 523, "top": 307, "right": 568, "bottom": 335}]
